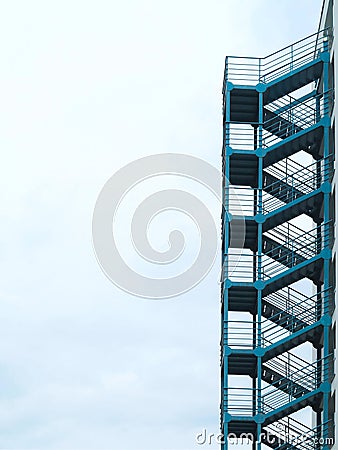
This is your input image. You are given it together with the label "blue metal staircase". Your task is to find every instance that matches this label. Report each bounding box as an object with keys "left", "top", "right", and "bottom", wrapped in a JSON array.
[{"left": 221, "top": 27, "right": 334, "bottom": 450}]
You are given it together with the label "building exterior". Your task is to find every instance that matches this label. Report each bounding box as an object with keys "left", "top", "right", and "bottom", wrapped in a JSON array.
[{"left": 221, "top": 1, "right": 337, "bottom": 448}]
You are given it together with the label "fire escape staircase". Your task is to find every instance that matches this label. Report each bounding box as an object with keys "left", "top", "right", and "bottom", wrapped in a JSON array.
[{"left": 221, "top": 28, "right": 334, "bottom": 450}]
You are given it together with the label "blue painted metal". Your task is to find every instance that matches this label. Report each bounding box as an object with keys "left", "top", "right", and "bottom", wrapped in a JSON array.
[{"left": 221, "top": 27, "right": 334, "bottom": 449}]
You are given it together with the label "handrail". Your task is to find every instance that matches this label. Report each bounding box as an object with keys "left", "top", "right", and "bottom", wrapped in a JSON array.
[
  {"left": 222, "top": 288, "right": 332, "bottom": 350},
  {"left": 263, "top": 220, "right": 331, "bottom": 257},
  {"left": 263, "top": 355, "right": 331, "bottom": 393},
  {"left": 224, "top": 27, "right": 330, "bottom": 60},
  {"left": 262, "top": 156, "right": 332, "bottom": 214},
  {"left": 224, "top": 90, "right": 332, "bottom": 151},
  {"left": 265, "top": 156, "right": 316, "bottom": 183},
  {"left": 262, "top": 287, "right": 332, "bottom": 331},
  {"left": 224, "top": 221, "right": 331, "bottom": 281},
  {"left": 224, "top": 356, "right": 333, "bottom": 416},
  {"left": 223, "top": 27, "right": 332, "bottom": 87},
  {"left": 263, "top": 222, "right": 330, "bottom": 257},
  {"left": 262, "top": 28, "right": 331, "bottom": 63},
  {"left": 261, "top": 295, "right": 331, "bottom": 345}
]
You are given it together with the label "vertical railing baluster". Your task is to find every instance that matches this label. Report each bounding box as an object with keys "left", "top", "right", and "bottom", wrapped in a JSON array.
[
  {"left": 290, "top": 44, "right": 294, "bottom": 72},
  {"left": 258, "top": 58, "right": 261, "bottom": 82}
]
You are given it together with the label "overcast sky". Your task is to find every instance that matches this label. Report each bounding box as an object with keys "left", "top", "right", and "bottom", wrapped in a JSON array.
[{"left": 0, "top": 1, "right": 323, "bottom": 449}]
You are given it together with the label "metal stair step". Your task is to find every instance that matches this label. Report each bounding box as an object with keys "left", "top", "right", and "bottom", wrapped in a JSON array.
[
  {"left": 263, "top": 327, "right": 323, "bottom": 361},
  {"left": 262, "top": 366, "right": 311, "bottom": 398},
  {"left": 262, "top": 260, "right": 324, "bottom": 295},
  {"left": 263, "top": 172, "right": 304, "bottom": 203},
  {"left": 263, "top": 60, "right": 323, "bottom": 104},
  {"left": 262, "top": 235, "right": 308, "bottom": 268},
  {"left": 263, "top": 108, "right": 304, "bottom": 140},
  {"left": 262, "top": 299, "right": 309, "bottom": 332},
  {"left": 263, "top": 391, "right": 323, "bottom": 425},
  {"left": 263, "top": 126, "right": 324, "bottom": 168},
  {"left": 263, "top": 191, "right": 323, "bottom": 231}
]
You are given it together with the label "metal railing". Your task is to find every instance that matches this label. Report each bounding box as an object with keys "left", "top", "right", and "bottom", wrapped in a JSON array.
[
  {"left": 223, "top": 28, "right": 331, "bottom": 87},
  {"left": 223, "top": 320, "right": 256, "bottom": 349},
  {"left": 264, "top": 352, "right": 314, "bottom": 381},
  {"left": 262, "top": 287, "right": 331, "bottom": 346},
  {"left": 265, "top": 155, "right": 319, "bottom": 182},
  {"left": 224, "top": 356, "right": 332, "bottom": 416},
  {"left": 224, "top": 90, "right": 332, "bottom": 151},
  {"left": 262, "top": 222, "right": 331, "bottom": 280},
  {"left": 224, "top": 386, "right": 257, "bottom": 416},
  {"left": 224, "top": 186, "right": 257, "bottom": 216},
  {"left": 223, "top": 222, "right": 331, "bottom": 282},
  {"left": 223, "top": 288, "right": 331, "bottom": 350},
  {"left": 264, "top": 221, "right": 322, "bottom": 252},
  {"left": 264, "top": 285, "right": 319, "bottom": 315},
  {"left": 262, "top": 356, "right": 332, "bottom": 413},
  {"left": 223, "top": 251, "right": 257, "bottom": 282},
  {"left": 262, "top": 91, "right": 332, "bottom": 149},
  {"left": 262, "top": 156, "right": 332, "bottom": 214},
  {"left": 224, "top": 156, "right": 332, "bottom": 216},
  {"left": 225, "top": 122, "right": 258, "bottom": 150}
]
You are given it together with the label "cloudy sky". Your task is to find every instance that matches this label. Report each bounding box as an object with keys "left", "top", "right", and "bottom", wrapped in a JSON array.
[{"left": 0, "top": 1, "right": 323, "bottom": 449}]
